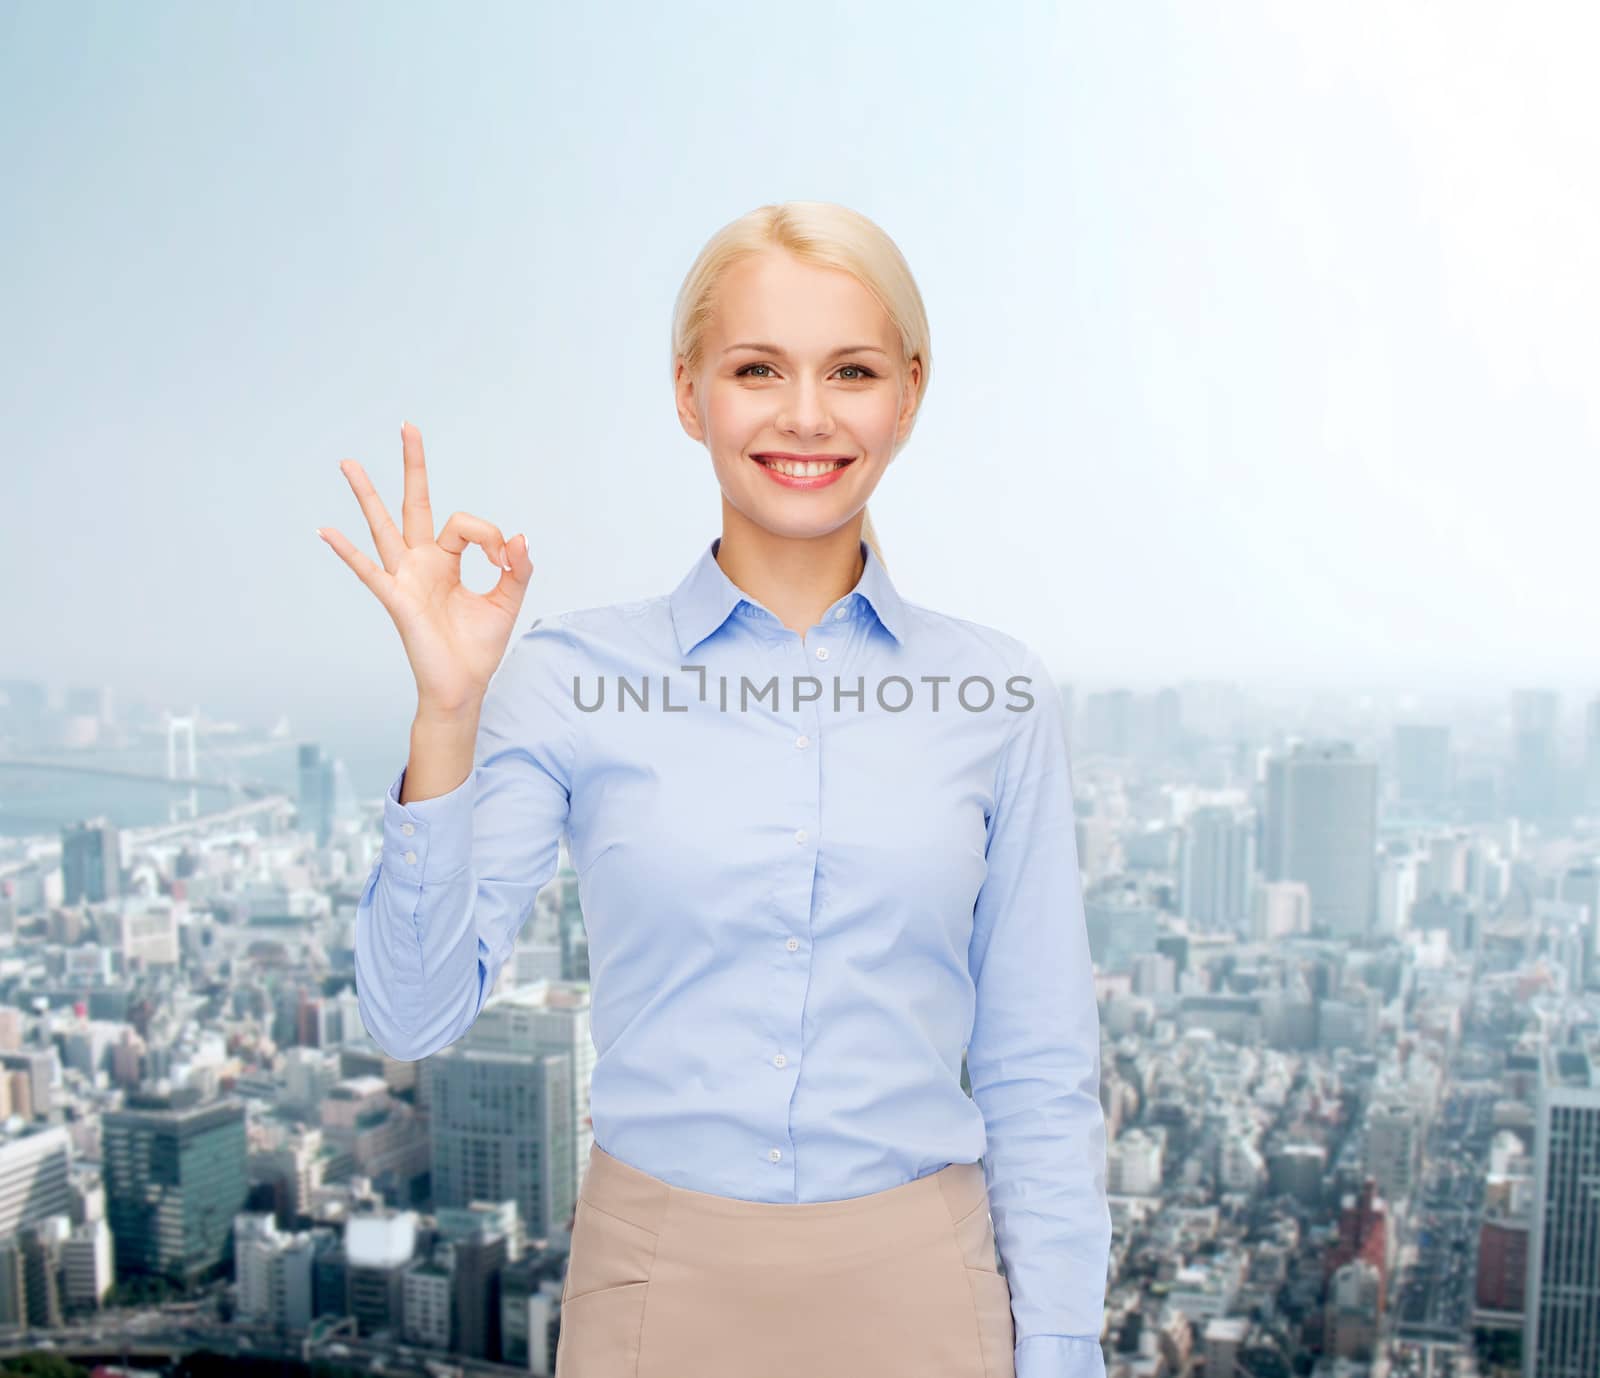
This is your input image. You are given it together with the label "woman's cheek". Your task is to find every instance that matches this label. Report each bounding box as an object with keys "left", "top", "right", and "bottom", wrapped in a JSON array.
[{"left": 705, "top": 389, "right": 757, "bottom": 439}]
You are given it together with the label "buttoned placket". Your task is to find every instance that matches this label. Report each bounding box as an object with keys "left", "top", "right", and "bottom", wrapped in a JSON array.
[{"left": 760, "top": 596, "right": 856, "bottom": 1179}]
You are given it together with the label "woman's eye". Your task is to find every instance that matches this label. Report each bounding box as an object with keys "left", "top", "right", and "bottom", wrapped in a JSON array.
[{"left": 735, "top": 363, "right": 877, "bottom": 380}]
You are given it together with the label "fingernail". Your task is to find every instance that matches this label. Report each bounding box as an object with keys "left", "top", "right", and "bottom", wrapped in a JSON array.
[{"left": 315, "top": 528, "right": 325, "bottom": 541}]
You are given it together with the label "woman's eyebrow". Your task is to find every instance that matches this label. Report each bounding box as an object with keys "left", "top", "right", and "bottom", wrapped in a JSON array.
[{"left": 723, "top": 341, "right": 891, "bottom": 359}]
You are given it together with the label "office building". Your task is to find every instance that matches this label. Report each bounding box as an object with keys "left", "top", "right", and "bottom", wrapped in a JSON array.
[
  {"left": 1262, "top": 742, "right": 1378, "bottom": 939},
  {"left": 427, "top": 1032, "right": 574, "bottom": 1242},
  {"left": 0, "top": 1125, "right": 73, "bottom": 1241},
  {"left": 102, "top": 1090, "right": 248, "bottom": 1286},
  {"left": 1180, "top": 806, "right": 1255, "bottom": 931},
  {"left": 1510, "top": 690, "right": 1562, "bottom": 824},
  {"left": 62, "top": 819, "right": 120, "bottom": 904},
  {"left": 234, "top": 1212, "right": 316, "bottom": 1332},
  {"left": 1525, "top": 1036, "right": 1600, "bottom": 1375},
  {"left": 1393, "top": 724, "right": 1452, "bottom": 812}
]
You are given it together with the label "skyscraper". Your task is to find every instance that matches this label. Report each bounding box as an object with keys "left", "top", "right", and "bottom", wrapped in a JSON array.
[
  {"left": 1510, "top": 690, "right": 1562, "bottom": 824},
  {"left": 1557, "top": 865, "right": 1600, "bottom": 992},
  {"left": 295, "top": 744, "right": 357, "bottom": 845},
  {"left": 451, "top": 987, "right": 592, "bottom": 1202},
  {"left": 1392, "top": 724, "right": 1452, "bottom": 813},
  {"left": 297, "top": 743, "right": 337, "bottom": 847},
  {"left": 1082, "top": 689, "right": 1134, "bottom": 758},
  {"left": 1525, "top": 1035, "right": 1600, "bottom": 1376},
  {"left": 1179, "top": 806, "right": 1255, "bottom": 931},
  {"left": 1262, "top": 742, "right": 1378, "bottom": 939},
  {"left": 61, "top": 819, "right": 119, "bottom": 904},
  {"left": 427, "top": 1039, "right": 574, "bottom": 1241},
  {"left": 102, "top": 1090, "right": 249, "bottom": 1286}
]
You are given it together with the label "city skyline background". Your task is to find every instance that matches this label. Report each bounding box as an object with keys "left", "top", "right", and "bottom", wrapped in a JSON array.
[
  {"left": 3, "top": 2, "right": 1597, "bottom": 779},
  {"left": 3, "top": 8, "right": 1600, "bottom": 1368}
]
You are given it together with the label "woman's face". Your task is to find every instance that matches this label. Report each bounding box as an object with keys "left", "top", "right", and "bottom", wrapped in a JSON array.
[{"left": 676, "top": 249, "right": 921, "bottom": 543}]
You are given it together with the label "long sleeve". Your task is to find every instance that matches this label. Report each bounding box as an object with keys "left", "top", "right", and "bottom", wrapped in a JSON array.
[
  {"left": 966, "top": 644, "right": 1111, "bottom": 1378},
  {"left": 353, "top": 617, "right": 578, "bottom": 1062}
]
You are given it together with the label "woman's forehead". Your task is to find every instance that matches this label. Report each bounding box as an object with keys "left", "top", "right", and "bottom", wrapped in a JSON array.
[{"left": 710, "top": 256, "right": 893, "bottom": 347}]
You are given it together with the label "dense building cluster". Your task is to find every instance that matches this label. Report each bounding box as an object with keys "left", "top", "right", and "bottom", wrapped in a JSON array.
[{"left": 1, "top": 677, "right": 1599, "bottom": 1376}]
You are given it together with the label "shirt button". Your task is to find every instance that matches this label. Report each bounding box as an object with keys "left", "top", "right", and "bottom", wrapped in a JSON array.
[
  {"left": 786, "top": 937, "right": 799, "bottom": 952},
  {"left": 773, "top": 1053, "right": 787, "bottom": 1068},
  {"left": 795, "top": 734, "right": 809, "bottom": 749},
  {"left": 833, "top": 608, "right": 847, "bottom": 620},
  {"left": 769, "top": 1148, "right": 783, "bottom": 1162},
  {"left": 403, "top": 850, "right": 418, "bottom": 865},
  {"left": 794, "top": 829, "right": 807, "bottom": 845},
  {"left": 401, "top": 823, "right": 416, "bottom": 836},
  {"left": 814, "top": 646, "right": 829, "bottom": 661}
]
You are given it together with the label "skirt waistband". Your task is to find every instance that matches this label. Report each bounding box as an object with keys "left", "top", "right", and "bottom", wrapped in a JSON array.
[{"left": 580, "top": 1140, "right": 989, "bottom": 1235}]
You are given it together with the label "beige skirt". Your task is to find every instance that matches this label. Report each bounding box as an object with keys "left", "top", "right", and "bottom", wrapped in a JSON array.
[{"left": 554, "top": 1139, "right": 1017, "bottom": 1378}]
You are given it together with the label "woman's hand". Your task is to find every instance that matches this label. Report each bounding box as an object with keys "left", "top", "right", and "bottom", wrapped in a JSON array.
[{"left": 318, "top": 421, "right": 533, "bottom": 719}]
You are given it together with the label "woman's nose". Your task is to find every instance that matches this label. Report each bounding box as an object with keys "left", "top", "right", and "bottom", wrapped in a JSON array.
[{"left": 775, "top": 380, "right": 833, "bottom": 435}]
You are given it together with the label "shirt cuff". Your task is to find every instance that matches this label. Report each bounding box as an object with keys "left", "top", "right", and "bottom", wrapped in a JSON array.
[
  {"left": 381, "top": 762, "right": 475, "bottom": 885},
  {"left": 1016, "top": 1333, "right": 1107, "bottom": 1378}
]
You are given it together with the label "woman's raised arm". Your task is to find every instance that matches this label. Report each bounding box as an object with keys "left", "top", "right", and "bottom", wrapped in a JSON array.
[{"left": 320, "top": 423, "right": 573, "bottom": 1060}]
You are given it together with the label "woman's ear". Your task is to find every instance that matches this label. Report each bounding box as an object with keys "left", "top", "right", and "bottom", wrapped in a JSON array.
[
  {"left": 894, "top": 357, "right": 922, "bottom": 443},
  {"left": 674, "top": 359, "right": 706, "bottom": 442}
]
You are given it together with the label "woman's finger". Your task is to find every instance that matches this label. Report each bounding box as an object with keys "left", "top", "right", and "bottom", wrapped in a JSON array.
[
  {"left": 483, "top": 533, "right": 533, "bottom": 615},
  {"left": 400, "top": 422, "right": 436, "bottom": 549},
  {"left": 339, "top": 458, "right": 405, "bottom": 573},
  {"left": 436, "top": 511, "right": 514, "bottom": 571},
  {"left": 317, "top": 525, "right": 395, "bottom": 612}
]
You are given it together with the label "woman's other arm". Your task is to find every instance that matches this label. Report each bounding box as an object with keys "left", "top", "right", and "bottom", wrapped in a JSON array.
[{"left": 966, "top": 642, "right": 1111, "bottom": 1378}]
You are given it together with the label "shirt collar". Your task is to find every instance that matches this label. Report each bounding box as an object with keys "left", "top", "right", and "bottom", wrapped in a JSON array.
[{"left": 669, "top": 535, "right": 907, "bottom": 657}]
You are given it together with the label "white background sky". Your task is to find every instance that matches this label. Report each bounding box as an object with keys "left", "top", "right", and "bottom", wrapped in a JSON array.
[{"left": 3, "top": 2, "right": 1596, "bottom": 760}]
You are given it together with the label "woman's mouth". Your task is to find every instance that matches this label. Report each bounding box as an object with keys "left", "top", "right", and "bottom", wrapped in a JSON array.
[{"left": 750, "top": 454, "right": 856, "bottom": 489}]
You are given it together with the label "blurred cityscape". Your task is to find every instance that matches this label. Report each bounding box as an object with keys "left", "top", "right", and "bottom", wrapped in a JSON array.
[{"left": 1, "top": 672, "right": 1599, "bottom": 1378}]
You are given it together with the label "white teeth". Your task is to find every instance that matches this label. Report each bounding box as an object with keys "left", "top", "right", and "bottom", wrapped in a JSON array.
[{"left": 761, "top": 457, "right": 847, "bottom": 477}]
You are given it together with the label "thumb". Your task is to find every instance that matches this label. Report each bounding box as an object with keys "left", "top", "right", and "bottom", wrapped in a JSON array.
[{"left": 490, "top": 533, "right": 532, "bottom": 605}]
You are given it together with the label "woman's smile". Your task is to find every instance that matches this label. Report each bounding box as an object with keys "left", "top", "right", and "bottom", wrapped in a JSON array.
[{"left": 750, "top": 452, "right": 857, "bottom": 487}]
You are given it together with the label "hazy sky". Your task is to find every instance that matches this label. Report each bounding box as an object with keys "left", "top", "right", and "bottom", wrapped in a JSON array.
[{"left": 4, "top": 2, "right": 1597, "bottom": 756}]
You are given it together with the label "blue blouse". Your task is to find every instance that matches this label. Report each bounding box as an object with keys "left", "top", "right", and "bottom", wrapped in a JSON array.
[{"left": 354, "top": 536, "right": 1110, "bottom": 1377}]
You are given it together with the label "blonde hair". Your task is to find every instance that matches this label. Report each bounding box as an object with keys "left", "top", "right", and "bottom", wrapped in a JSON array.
[{"left": 671, "top": 201, "right": 932, "bottom": 572}]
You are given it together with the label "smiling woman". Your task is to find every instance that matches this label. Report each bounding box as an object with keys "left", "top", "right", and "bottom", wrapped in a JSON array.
[
  {"left": 337, "top": 200, "right": 1110, "bottom": 1378},
  {"left": 668, "top": 202, "right": 933, "bottom": 587}
]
